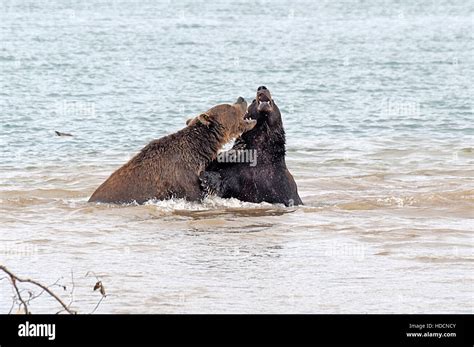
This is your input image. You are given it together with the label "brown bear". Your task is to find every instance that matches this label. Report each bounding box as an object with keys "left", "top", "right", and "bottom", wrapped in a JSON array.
[
  {"left": 200, "top": 87, "right": 303, "bottom": 206},
  {"left": 88, "top": 97, "right": 255, "bottom": 204}
]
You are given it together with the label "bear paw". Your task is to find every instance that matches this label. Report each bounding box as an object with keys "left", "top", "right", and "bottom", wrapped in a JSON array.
[{"left": 199, "top": 171, "right": 223, "bottom": 197}]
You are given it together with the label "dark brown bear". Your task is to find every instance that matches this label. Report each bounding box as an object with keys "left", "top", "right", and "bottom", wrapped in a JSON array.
[
  {"left": 88, "top": 98, "right": 255, "bottom": 204},
  {"left": 200, "top": 87, "right": 303, "bottom": 206}
]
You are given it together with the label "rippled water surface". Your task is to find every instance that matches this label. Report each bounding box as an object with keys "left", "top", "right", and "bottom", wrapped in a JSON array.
[{"left": 0, "top": 0, "right": 473, "bottom": 313}]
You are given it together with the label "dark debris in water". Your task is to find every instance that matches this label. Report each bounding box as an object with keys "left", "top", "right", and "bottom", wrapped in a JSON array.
[{"left": 173, "top": 207, "right": 296, "bottom": 219}]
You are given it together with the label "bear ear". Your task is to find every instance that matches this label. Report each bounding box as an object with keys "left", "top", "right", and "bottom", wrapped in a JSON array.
[{"left": 198, "top": 113, "right": 211, "bottom": 126}]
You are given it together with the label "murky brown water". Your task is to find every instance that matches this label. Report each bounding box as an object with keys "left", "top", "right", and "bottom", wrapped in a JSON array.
[{"left": 1, "top": 139, "right": 473, "bottom": 313}]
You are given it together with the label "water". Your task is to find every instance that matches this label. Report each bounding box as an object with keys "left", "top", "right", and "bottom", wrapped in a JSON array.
[{"left": 0, "top": 0, "right": 473, "bottom": 313}]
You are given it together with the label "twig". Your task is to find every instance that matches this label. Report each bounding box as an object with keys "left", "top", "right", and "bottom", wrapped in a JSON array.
[
  {"left": 56, "top": 270, "right": 76, "bottom": 314},
  {"left": 11, "top": 277, "right": 29, "bottom": 314},
  {"left": 0, "top": 265, "right": 76, "bottom": 314},
  {"left": 68, "top": 269, "right": 75, "bottom": 309},
  {"left": 90, "top": 295, "right": 105, "bottom": 314},
  {"left": 6, "top": 280, "right": 16, "bottom": 314},
  {"left": 8, "top": 294, "right": 15, "bottom": 314},
  {"left": 86, "top": 271, "right": 107, "bottom": 314},
  {"left": 26, "top": 278, "right": 62, "bottom": 305}
]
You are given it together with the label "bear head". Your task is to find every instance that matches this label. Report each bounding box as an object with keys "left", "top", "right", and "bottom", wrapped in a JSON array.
[{"left": 186, "top": 97, "right": 256, "bottom": 142}]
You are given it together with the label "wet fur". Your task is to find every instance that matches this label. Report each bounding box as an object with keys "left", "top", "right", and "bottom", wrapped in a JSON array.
[
  {"left": 89, "top": 102, "right": 251, "bottom": 204},
  {"left": 201, "top": 96, "right": 303, "bottom": 206}
]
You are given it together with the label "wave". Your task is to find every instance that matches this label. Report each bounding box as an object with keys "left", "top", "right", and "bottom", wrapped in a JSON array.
[{"left": 333, "top": 189, "right": 474, "bottom": 211}]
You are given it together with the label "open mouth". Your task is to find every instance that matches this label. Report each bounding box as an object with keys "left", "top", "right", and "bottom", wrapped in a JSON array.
[
  {"left": 257, "top": 93, "right": 271, "bottom": 105},
  {"left": 243, "top": 112, "right": 254, "bottom": 123},
  {"left": 241, "top": 113, "right": 257, "bottom": 131},
  {"left": 257, "top": 92, "right": 272, "bottom": 112}
]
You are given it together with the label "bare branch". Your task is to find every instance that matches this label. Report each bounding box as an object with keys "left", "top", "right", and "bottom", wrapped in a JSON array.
[
  {"left": 56, "top": 270, "right": 76, "bottom": 314},
  {"left": 8, "top": 294, "right": 15, "bottom": 314},
  {"left": 26, "top": 278, "right": 62, "bottom": 304},
  {"left": 0, "top": 265, "right": 76, "bottom": 314},
  {"left": 1, "top": 265, "right": 106, "bottom": 314},
  {"left": 90, "top": 295, "right": 105, "bottom": 314},
  {"left": 11, "top": 277, "right": 29, "bottom": 314}
]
